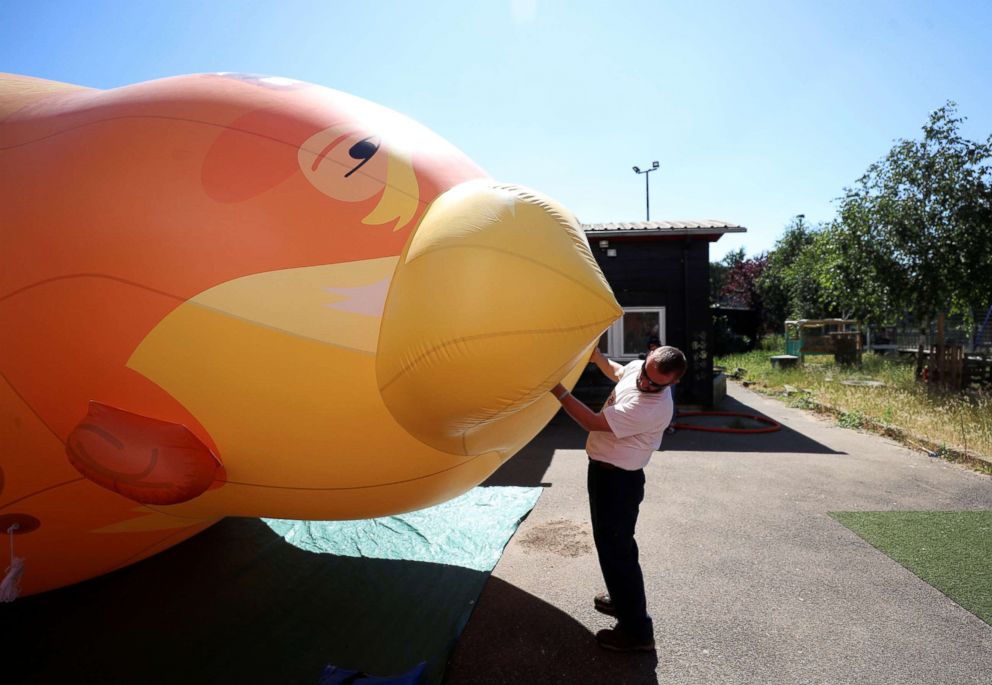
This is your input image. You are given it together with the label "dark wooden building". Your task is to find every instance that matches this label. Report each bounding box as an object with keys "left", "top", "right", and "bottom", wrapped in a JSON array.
[{"left": 579, "top": 220, "right": 746, "bottom": 407}]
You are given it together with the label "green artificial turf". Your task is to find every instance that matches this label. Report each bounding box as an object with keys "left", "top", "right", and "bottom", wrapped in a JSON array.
[{"left": 830, "top": 511, "right": 992, "bottom": 625}]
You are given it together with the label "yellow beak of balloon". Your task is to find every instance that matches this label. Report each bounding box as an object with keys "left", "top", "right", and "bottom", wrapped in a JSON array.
[{"left": 377, "top": 180, "right": 622, "bottom": 456}]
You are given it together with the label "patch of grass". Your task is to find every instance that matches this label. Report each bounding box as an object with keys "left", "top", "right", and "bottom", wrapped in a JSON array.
[
  {"left": 837, "top": 410, "right": 867, "bottom": 429},
  {"left": 759, "top": 334, "right": 785, "bottom": 352},
  {"left": 787, "top": 394, "right": 815, "bottom": 410},
  {"left": 716, "top": 344, "right": 992, "bottom": 466},
  {"left": 830, "top": 511, "right": 992, "bottom": 625}
]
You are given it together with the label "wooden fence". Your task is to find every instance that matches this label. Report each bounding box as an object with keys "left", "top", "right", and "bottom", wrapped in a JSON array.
[{"left": 915, "top": 344, "right": 992, "bottom": 391}]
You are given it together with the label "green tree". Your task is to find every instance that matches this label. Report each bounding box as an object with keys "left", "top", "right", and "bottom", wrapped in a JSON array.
[
  {"left": 835, "top": 103, "right": 992, "bottom": 335},
  {"left": 813, "top": 219, "right": 897, "bottom": 324},
  {"left": 758, "top": 215, "right": 830, "bottom": 330},
  {"left": 723, "top": 247, "right": 746, "bottom": 268}
]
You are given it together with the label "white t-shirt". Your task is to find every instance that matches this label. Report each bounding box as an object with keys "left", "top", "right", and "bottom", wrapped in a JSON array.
[{"left": 586, "top": 360, "right": 674, "bottom": 471}]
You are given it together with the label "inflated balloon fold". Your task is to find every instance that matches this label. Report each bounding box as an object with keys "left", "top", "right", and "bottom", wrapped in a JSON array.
[{"left": 0, "top": 72, "right": 620, "bottom": 595}]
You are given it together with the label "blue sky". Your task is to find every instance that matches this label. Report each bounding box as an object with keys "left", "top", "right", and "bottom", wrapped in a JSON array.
[{"left": 3, "top": 0, "right": 990, "bottom": 261}]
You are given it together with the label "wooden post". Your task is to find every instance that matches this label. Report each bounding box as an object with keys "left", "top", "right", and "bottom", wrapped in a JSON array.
[
  {"left": 916, "top": 322, "right": 929, "bottom": 384},
  {"left": 949, "top": 345, "right": 963, "bottom": 391},
  {"left": 933, "top": 312, "right": 946, "bottom": 388}
]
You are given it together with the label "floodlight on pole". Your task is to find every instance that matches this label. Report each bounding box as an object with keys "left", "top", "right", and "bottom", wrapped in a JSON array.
[{"left": 633, "top": 161, "right": 659, "bottom": 221}]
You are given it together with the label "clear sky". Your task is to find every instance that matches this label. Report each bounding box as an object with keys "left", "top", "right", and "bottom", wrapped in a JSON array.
[{"left": 3, "top": 0, "right": 990, "bottom": 261}]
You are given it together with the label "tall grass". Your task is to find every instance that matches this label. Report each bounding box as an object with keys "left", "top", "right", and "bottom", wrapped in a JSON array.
[{"left": 717, "top": 346, "right": 992, "bottom": 468}]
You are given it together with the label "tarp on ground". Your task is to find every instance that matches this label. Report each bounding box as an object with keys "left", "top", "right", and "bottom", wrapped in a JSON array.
[
  {"left": 5, "top": 485, "right": 542, "bottom": 685},
  {"left": 265, "top": 486, "right": 542, "bottom": 572}
]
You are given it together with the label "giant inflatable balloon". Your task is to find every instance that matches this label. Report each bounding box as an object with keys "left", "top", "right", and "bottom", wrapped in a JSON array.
[{"left": 0, "top": 72, "right": 621, "bottom": 596}]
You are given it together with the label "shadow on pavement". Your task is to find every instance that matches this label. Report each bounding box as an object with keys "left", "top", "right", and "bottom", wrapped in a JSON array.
[
  {"left": 5, "top": 517, "right": 483, "bottom": 685},
  {"left": 445, "top": 576, "right": 659, "bottom": 685},
  {"left": 486, "top": 391, "right": 842, "bottom": 489},
  {"left": 667, "top": 393, "right": 844, "bottom": 455}
]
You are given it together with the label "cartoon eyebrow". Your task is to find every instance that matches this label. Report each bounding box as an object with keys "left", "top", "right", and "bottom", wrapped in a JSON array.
[
  {"left": 344, "top": 135, "right": 380, "bottom": 178},
  {"left": 312, "top": 133, "right": 350, "bottom": 172}
]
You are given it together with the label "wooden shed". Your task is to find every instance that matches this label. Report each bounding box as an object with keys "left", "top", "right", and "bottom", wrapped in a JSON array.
[{"left": 580, "top": 220, "right": 746, "bottom": 407}]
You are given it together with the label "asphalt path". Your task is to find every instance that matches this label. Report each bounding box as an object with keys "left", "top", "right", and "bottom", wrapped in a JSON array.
[{"left": 445, "top": 381, "right": 992, "bottom": 685}]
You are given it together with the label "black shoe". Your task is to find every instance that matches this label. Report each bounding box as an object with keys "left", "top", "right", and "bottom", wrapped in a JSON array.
[
  {"left": 594, "top": 592, "right": 617, "bottom": 617},
  {"left": 595, "top": 627, "right": 655, "bottom": 652}
]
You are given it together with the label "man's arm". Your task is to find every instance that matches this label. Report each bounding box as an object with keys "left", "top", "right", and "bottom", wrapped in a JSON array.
[
  {"left": 589, "top": 348, "right": 622, "bottom": 382},
  {"left": 551, "top": 383, "right": 613, "bottom": 434}
]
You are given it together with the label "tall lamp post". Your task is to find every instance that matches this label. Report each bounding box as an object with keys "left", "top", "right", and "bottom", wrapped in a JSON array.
[{"left": 632, "top": 161, "right": 659, "bottom": 221}]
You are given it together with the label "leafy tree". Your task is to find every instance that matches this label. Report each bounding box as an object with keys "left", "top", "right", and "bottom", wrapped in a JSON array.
[
  {"left": 723, "top": 247, "right": 746, "bottom": 268},
  {"left": 812, "top": 219, "right": 897, "bottom": 324},
  {"left": 757, "top": 216, "right": 830, "bottom": 329},
  {"left": 710, "top": 247, "right": 745, "bottom": 305},
  {"left": 835, "top": 103, "right": 992, "bottom": 335},
  {"left": 720, "top": 252, "right": 768, "bottom": 314},
  {"left": 787, "top": 229, "right": 832, "bottom": 320}
]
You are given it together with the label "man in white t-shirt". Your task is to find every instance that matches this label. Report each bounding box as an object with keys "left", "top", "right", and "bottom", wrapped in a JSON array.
[{"left": 550, "top": 345, "right": 687, "bottom": 652}]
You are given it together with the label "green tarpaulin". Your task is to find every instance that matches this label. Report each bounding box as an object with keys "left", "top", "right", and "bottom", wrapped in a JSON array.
[
  {"left": 265, "top": 486, "right": 542, "bottom": 572},
  {"left": 6, "top": 486, "right": 542, "bottom": 685}
]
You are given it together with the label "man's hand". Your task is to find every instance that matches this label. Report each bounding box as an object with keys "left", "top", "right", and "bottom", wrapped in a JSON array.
[{"left": 589, "top": 347, "right": 622, "bottom": 382}]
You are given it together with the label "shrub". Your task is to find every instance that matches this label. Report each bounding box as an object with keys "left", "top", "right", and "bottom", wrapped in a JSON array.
[{"left": 838, "top": 411, "right": 867, "bottom": 429}]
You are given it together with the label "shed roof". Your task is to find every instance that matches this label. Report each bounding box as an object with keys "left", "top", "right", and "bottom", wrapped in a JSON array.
[{"left": 582, "top": 220, "right": 746, "bottom": 238}]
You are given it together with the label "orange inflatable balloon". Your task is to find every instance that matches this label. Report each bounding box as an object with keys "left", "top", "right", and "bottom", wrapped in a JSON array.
[{"left": 0, "top": 73, "right": 620, "bottom": 595}]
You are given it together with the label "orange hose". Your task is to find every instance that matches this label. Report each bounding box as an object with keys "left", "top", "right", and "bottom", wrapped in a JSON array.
[{"left": 672, "top": 411, "right": 781, "bottom": 434}]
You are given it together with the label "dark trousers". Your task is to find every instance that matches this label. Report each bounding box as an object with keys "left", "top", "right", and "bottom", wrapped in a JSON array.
[{"left": 587, "top": 458, "right": 652, "bottom": 639}]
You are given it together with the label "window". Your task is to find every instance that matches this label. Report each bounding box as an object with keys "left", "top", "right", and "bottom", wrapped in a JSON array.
[{"left": 598, "top": 307, "right": 665, "bottom": 359}]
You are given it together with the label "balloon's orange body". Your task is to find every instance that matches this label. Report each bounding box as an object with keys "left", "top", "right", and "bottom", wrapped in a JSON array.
[{"left": 0, "top": 73, "right": 620, "bottom": 595}]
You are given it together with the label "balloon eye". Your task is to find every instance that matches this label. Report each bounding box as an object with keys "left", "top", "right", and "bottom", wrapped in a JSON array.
[
  {"left": 300, "top": 127, "right": 390, "bottom": 203},
  {"left": 345, "top": 136, "right": 381, "bottom": 178}
]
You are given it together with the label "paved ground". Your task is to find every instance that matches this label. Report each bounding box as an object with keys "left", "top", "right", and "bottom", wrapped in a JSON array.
[{"left": 445, "top": 382, "right": 992, "bottom": 685}]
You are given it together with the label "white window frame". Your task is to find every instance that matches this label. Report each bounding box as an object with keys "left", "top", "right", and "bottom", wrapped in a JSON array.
[{"left": 599, "top": 307, "right": 666, "bottom": 360}]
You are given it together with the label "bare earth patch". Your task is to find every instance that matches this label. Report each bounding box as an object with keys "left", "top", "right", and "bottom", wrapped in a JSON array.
[{"left": 517, "top": 518, "right": 592, "bottom": 557}]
